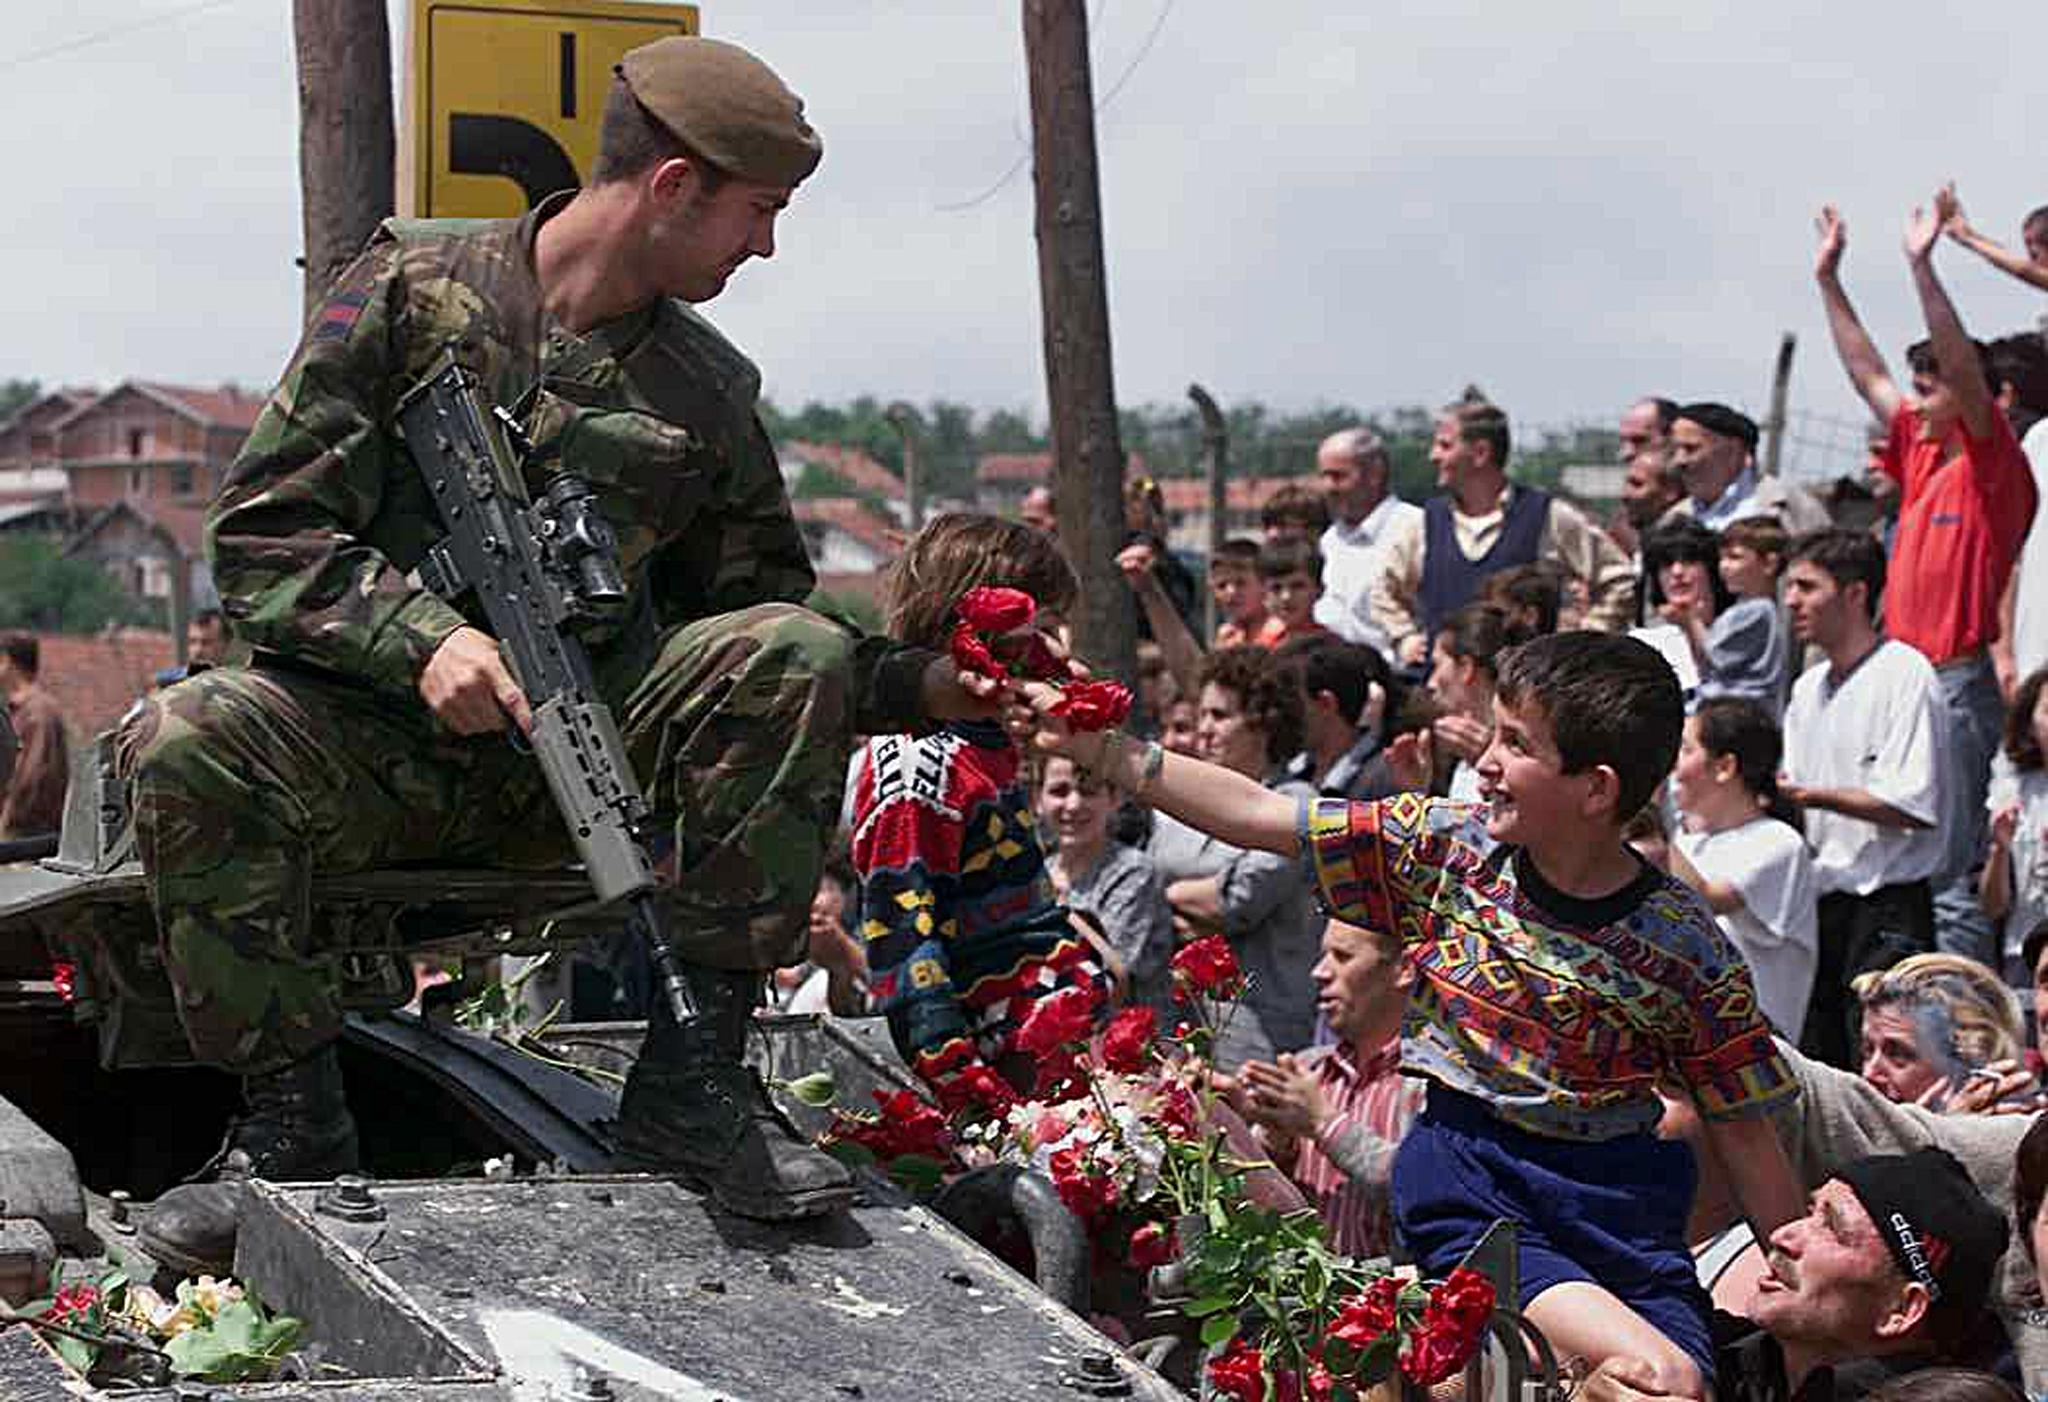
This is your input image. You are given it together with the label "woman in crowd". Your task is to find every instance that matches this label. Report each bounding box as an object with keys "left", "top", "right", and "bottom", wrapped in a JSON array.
[
  {"left": 1147, "top": 645, "right": 1318, "bottom": 1069},
  {"left": 2014, "top": 1115, "right": 2048, "bottom": 1308},
  {"left": 1424, "top": 603, "right": 1528, "bottom": 802},
  {"left": 1667, "top": 699, "right": 1818, "bottom": 1040},
  {"left": 1037, "top": 753, "right": 1173, "bottom": 1012},
  {"left": 1984, "top": 665, "right": 2048, "bottom": 990},
  {"left": 1851, "top": 953, "right": 2027, "bottom": 1109}
]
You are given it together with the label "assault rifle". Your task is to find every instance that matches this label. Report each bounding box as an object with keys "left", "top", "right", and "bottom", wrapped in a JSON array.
[{"left": 396, "top": 354, "right": 697, "bottom": 1023}]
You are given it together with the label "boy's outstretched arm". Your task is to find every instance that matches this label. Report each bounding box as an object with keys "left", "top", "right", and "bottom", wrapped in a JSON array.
[
  {"left": 1699, "top": 1112, "right": 1802, "bottom": 1242},
  {"left": 1814, "top": 204, "right": 1907, "bottom": 424},
  {"left": 1014, "top": 682, "right": 1301, "bottom": 857},
  {"left": 1913, "top": 191, "right": 1999, "bottom": 441},
  {"left": 1942, "top": 181, "right": 2048, "bottom": 292}
]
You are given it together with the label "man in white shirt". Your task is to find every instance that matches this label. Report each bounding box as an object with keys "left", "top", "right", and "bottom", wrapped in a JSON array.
[
  {"left": 1778, "top": 529, "right": 1943, "bottom": 1070},
  {"left": 1312, "top": 428, "right": 1420, "bottom": 655}
]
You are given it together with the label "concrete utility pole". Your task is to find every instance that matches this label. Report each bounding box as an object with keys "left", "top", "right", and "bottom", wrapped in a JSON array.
[
  {"left": 1022, "top": 0, "right": 1137, "bottom": 684},
  {"left": 1187, "top": 383, "right": 1227, "bottom": 641},
  {"left": 1761, "top": 333, "right": 1796, "bottom": 479},
  {"left": 884, "top": 402, "right": 925, "bottom": 531},
  {"left": 294, "top": 0, "right": 396, "bottom": 320}
]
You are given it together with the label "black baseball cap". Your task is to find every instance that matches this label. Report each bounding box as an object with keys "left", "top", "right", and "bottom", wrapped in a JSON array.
[{"left": 1836, "top": 1148, "right": 2008, "bottom": 1325}]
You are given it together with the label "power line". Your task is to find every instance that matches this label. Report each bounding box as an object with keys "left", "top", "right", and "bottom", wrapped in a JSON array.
[
  {"left": 0, "top": 0, "right": 240, "bottom": 77},
  {"left": 937, "top": 0, "right": 1176, "bottom": 214}
]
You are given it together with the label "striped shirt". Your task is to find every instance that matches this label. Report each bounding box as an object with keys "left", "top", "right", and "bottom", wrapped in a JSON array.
[{"left": 1286, "top": 1038, "right": 1427, "bottom": 1260}]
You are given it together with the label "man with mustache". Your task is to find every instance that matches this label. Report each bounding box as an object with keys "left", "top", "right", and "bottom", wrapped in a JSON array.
[{"left": 1585, "top": 1145, "right": 2008, "bottom": 1402}]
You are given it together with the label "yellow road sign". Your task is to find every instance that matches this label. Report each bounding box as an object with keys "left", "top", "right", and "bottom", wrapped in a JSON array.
[{"left": 403, "top": 0, "right": 699, "bottom": 218}]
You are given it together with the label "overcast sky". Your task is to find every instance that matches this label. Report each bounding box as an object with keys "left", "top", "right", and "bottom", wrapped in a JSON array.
[{"left": 8, "top": 1, "right": 2046, "bottom": 474}]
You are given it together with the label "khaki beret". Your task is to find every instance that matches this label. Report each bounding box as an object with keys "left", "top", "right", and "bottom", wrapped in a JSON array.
[{"left": 617, "top": 36, "right": 822, "bottom": 188}]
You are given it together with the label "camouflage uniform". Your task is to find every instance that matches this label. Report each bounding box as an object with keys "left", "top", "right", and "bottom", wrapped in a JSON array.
[{"left": 121, "top": 200, "right": 932, "bottom": 1074}]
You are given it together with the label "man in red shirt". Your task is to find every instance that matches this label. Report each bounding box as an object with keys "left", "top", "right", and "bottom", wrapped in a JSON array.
[{"left": 1815, "top": 195, "right": 2039, "bottom": 967}]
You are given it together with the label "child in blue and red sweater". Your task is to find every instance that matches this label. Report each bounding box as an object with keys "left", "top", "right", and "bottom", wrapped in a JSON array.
[{"left": 851, "top": 514, "right": 1111, "bottom": 1104}]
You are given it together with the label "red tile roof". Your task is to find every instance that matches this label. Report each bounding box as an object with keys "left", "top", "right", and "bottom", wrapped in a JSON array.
[
  {"left": 792, "top": 497, "right": 902, "bottom": 557},
  {"left": 783, "top": 440, "right": 905, "bottom": 500},
  {"left": 28, "top": 628, "right": 176, "bottom": 739},
  {"left": 975, "top": 451, "right": 1150, "bottom": 486},
  {"left": 1158, "top": 475, "right": 1308, "bottom": 514},
  {"left": 137, "top": 382, "right": 265, "bottom": 431}
]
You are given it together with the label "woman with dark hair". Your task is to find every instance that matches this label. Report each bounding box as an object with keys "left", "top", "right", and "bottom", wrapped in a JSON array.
[
  {"left": 1146, "top": 645, "right": 1318, "bottom": 1069},
  {"left": 1426, "top": 603, "right": 1529, "bottom": 802},
  {"left": 1985, "top": 664, "right": 2048, "bottom": 990},
  {"left": 1668, "top": 699, "right": 1818, "bottom": 1039}
]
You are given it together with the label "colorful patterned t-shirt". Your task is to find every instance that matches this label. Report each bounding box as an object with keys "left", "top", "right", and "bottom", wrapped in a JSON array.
[{"left": 1300, "top": 794, "right": 1794, "bottom": 1141}]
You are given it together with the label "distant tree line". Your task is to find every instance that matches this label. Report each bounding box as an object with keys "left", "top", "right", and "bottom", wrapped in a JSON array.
[{"left": 760, "top": 396, "right": 1619, "bottom": 508}]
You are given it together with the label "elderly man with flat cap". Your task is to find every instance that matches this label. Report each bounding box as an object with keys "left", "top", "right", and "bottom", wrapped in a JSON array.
[
  {"left": 1670, "top": 402, "right": 1830, "bottom": 535},
  {"left": 131, "top": 37, "right": 996, "bottom": 1269}
]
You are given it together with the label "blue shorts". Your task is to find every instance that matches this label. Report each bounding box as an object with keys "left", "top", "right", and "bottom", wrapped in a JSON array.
[{"left": 1391, "top": 1088, "right": 1715, "bottom": 1386}]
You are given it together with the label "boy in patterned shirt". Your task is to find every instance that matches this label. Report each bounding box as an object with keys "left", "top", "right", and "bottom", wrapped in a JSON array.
[{"left": 1019, "top": 631, "right": 1803, "bottom": 1398}]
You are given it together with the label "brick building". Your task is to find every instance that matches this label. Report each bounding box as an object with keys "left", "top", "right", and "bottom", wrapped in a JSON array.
[{"left": 49, "top": 381, "right": 262, "bottom": 512}]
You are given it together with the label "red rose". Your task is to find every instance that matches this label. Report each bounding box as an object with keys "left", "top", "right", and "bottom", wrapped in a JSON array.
[
  {"left": 1428, "top": 1266, "right": 1496, "bottom": 1341},
  {"left": 1207, "top": 1341, "right": 1267, "bottom": 1402},
  {"left": 1047, "top": 1145, "right": 1119, "bottom": 1222},
  {"left": 51, "top": 961, "right": 75, "bottom": 1004},
  {"left": 958, "top": 586, "right": 1037, "bottom": 634},
  {"left": 1171, "top": 934, "right": 1244, "bottom": 998},
  {"left": 866, "top": 1089, "right": 953, "bottom": 1160},
  {"left": 1098, "top": 1005, "right": 1157, "bottom": 1072},
  {"left": 1399, "top": 1321, "right": 1474, "bottom": 1387},
  {"left": 41, "top": 1284, "right": 98, "bottom": 1324},
  {"left": 1048, "top": 679, "right": 1133, "bottom": 732},
  {"left": 1033, "top": 1047, "right": 1090, "bottom": 1103},
  {"left": 1014, "top": 632, "right": 1075, "bottom": 683},
  {"left": 1012, "top": 986, "right": 1098, "bottom": 1057},
  {"left": 1126, "top": 1220, "right": 1178, "bottom": 1269},
  {"left": 934, "top": 1064, "right": 1017, "bottom": 1121},
  {"left": 1156, "top": 1080, "right": 1200, "bottom": 1140},
  {"left": 949, "top": 623, "right": 1008, "bottom": 683},
  {"left": 1327, "top": 1275, "right": 1400, "bottom": 1348}
]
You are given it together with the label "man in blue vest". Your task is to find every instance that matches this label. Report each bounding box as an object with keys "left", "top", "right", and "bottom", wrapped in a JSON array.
[{"left": 1371, "top": 389, "right": 1636, "bottom": 667}]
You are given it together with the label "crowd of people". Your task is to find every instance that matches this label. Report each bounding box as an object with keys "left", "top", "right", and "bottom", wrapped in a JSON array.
[{"left": 763, "top": 186, "right": 2048, "bottom": 1401}]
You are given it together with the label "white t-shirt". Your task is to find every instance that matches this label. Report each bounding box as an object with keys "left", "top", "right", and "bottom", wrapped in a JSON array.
[
  {"left": 1674, "top": 817, "right": 1819, "bottom": 1039},
  {"left": 1316, "top": 495, "right": 1422, "bottom": 654},
  {"left": 2012, "top": 421, "right": 2048, "bottom": 684},
  {"left": 1782, "top": 640, "right": 1945, "bottom": 896},
  {"left": 1987, "top": 754, "right": 2048, "bottom": 966}
]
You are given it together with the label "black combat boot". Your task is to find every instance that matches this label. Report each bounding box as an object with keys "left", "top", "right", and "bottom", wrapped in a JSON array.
[
  {"left": 139, "top": 1044, "right": 360, "bottom": 1276},
  {"left": 613, "top": 965, "right": 853, "bottom": 1220}
]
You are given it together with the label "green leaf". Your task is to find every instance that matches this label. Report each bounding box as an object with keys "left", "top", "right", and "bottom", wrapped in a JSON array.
[
  {"left": 52, "top": 1332, "right": 97, "bottom": 1376},
  {"left": 886, "top": 1153, "right": 946, "bottom": 1196},
  {"left": 821, "top": 1140, "right": 876, "bottom": 1168},
  {"left": 1199, "top": 1312, "right": 1239, "bottom": 1348},
  {"left": 1184, "top": 1293, "right": 1237, "bottom": 1317},
  {"left": 781, "top": 1071, "right": 838, "bottom": 1107}
]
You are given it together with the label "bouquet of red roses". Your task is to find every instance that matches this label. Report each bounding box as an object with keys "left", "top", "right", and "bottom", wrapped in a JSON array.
[{"left": 947, "top": 586, "right": 1132, "bottom": 732}]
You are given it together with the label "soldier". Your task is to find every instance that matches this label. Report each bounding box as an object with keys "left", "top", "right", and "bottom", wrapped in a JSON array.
[{"left": 133, "top": 36, "right": 995, "bottom": 1273}]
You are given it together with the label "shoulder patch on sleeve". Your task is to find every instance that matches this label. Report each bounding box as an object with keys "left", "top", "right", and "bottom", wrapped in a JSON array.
[{"left": 311, "top": 291, "right": 369, "bottom": 343}]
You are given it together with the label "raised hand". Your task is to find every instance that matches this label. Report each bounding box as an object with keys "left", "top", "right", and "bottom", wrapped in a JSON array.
[
  {"left": 1933, "top": 180, "right": 1968, "bottom": 236},
  {"left": 1904, "top": 203, "right": 1941, "bottom": 265},
  {"left": 1814, "top": 204, "right": 1847, "bottom": 279}
]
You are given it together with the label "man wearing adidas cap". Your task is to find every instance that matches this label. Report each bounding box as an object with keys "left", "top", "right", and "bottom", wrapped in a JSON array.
[{"left": 1586, "top": 1147, "right": 2009, "bottom": 1402}]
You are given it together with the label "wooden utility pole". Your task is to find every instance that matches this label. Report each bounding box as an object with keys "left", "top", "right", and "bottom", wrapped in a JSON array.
[
  {"left": 1022, "top": 0, "right": 1137, "bottom": 684},
  {"left": 884, "top": 402, "right": 925, "bottom": 531},
  {"left": 1187, "top": 383, "right": 1227, "bottom": 641},
  {"left": 1762, "top": 333, "right": 1796, "bottom": 479},
  {"left": 294, "top": 0, "right": 396, "bottom": 319}
]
